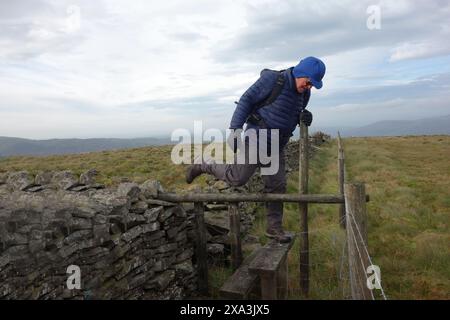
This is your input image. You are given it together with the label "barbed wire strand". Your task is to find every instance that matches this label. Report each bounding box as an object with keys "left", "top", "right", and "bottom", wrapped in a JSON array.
[
  {"left": 294, "top": 214, "right": 347, "bottom": 236},
  {"left": 338, "top": 236, "right": 352, "bottom": 299},
  {"left": 347, "top": 222, "right": 375, "bottom": 300},
  {"left": 348, "top": 213, "right": 387, "bottom": 300},
  {"left": 347, "top": 218, "right": 373, "bottom": 299},
  {"left": 347, "top": 212, "right": 387, "bottom": 300},
  {"left": 347, "top": 212, "right": 388, "bottom": 300},
  {"left": 339, "top": 236, "right": 347, "bottom": 280}
]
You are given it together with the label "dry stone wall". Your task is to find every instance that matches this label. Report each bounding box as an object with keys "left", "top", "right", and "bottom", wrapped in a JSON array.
[{"left": 0, "top": 171, "right": 196, "bottom": 299}]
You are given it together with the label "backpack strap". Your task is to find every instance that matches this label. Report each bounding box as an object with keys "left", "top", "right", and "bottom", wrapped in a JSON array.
[
  {"left": 233, "top": 69, "right": 286, "bottom": 106},
  {"left": 245, "top": 70, "right": 286, "bottom": 126},
  {"left": 253, "top": 70, "right": 285, "bottom": 111}
]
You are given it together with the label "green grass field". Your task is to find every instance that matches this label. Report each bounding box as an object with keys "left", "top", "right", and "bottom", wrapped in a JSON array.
[{"left": 1, "top": 135, "right": 449, "bottom": 299}]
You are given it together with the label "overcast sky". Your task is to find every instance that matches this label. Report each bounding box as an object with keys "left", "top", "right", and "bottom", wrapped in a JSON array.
[{"left": 1, "top": 0, "right": 450, "bottom": 139}]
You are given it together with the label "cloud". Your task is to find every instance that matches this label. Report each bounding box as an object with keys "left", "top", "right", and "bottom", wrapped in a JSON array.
[
  {"left": 165, "top": 32, "right": 209, "bottom": 43},
  {"left": 0, "top": 1, "right": 91, "bottom": 60},
  {"left": 314, "top": 72, "right": 450, "bottom": 107},
  {"left": 315, "top": 96, "right": 450, "bottom": 128},
  {"left": 312, "top": 72, "right": 450, "bottom": 127},
  {"left": 390, "top": 39, "right": 450, "bottom": 62},
  {"left": 0, "top": 0, "right": 450, "bottom": 139},
  {"left": 212, "top": 0, "right": 450, "bottom": 63}
]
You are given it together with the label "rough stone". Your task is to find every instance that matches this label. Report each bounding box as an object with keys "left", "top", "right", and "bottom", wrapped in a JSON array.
[
  {"left": 140, "top": 180, "right": 164, "bottom": 198},
  {"left": 142, "top": 222, "right": 160, "bottom": 234},
  {"left": 121, "top": 226, "right": 143, "bottom": 243},
  {"left": 166, "top": 226, "right": 178, "bottom": 239},
  {"left": 146, "top": 270, "right": 175, "bottom": 290},
  {"left": 207, "top": 243, "right": 225, "bottom": 255},
  {"left": 204, "top": 211, "right": 229, "bottom": 234},
  {"left": 173, "top": 261, "right": 194, "bottom": 275},
  {"left": 117, "top": 183, "right": 141, "bottom": 199},
  {"left": 152, "top": 255, "right": 176, "bottom": 272},
  {"left": 176, "top": 248, "right": 193, "bottom": 263},
  {"left": 34, "top": 171, "right": 53, "bottom": 186},
  {"left": 158, "top": 207, "right": 174, "bottom": 222},
  {"left": 130, "top": 201, "right": 148, "bottom": 214},
  {"left": 79, "top": 169, "right": 98, "bottom": 185},
  {"left": 0, "top": 172, "right": 7, "bottom": 185},
  {"left": 124, "top": 213, "right": 147, "bottom": 228},
  {"left": 146, "top": 230, "right": 165, "bottom": 243},
  {"left": 6, "top": 171, "right": 34, "bottom": 191},
  {"left": 51, "top": 171, "right": 79, "bottom": 190},
  {"left": 155, "top": 243, "right": 177, "bottom": 254},
  {"left": 144, "top": 206, "right": 163, "bottom": 223}
]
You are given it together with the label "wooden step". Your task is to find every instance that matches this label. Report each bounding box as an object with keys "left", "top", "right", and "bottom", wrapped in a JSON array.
[
  {"left": 248, "top": 232, "right": 296, "bottom": 299},
  {"left": 249, "top": 233, "right": 296, "bottom": 275},
  {"left": 219, "top": 248, "right": 261, "bottom": 299},
  {"left": 220, "top": 233, "right": 296, "bottom": 300}
]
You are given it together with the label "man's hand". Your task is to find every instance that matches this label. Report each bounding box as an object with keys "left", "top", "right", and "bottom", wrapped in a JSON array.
[
  {"left": 227, "top": 129, "right": 243, "bottom": 154},
  {"left": 299, "top": 109, "right": 313, "bottom": 127}
]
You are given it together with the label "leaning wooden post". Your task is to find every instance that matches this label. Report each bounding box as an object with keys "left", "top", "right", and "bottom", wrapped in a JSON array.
[
  {"left": 277, "top": 255, "right": 289, "bottom": 299},
  {"left": 194, "top": 202, "right": 208, "bottom": 295},
  {"left": 337, "top": 132, "right": 346, "bottom": 229},
  {"left": 344, "top": 183, "right": 371, "bottom": 300},
  {"left": 229, "top": 202, "right": 243, "bottom": 271},
  {"left": 299, "top": 120, "right": 309, "bottom": 297}
]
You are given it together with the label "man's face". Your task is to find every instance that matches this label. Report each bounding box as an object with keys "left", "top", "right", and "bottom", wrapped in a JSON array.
[{"left": 295, "top": 77, "right": 313, "bottom": 93}]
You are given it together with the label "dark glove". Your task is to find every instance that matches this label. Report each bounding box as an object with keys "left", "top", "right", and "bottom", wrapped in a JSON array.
[
  {"left": 299, "top": 109, "right": 313, "bottom": 127},
  {"left": 227, "top": 129, "right": 242, "bottom": 154}
]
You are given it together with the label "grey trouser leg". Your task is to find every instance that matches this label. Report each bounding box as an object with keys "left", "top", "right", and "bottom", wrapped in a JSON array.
[
  {"left": 200, "top": 147, "right": 286, "bottom": 229},
  {"left": 262, "top": 149, "right": 286, "bottom": 229},
  {"left": 200, "top": 160, "right": 258, "bottom": 187}
]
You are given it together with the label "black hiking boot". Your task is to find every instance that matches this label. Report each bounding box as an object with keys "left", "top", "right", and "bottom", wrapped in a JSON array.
[
  {"left": 185, "top": 164, "right": 203, "bottom": 184},
  {"left": 265, "top": 227, "right": 293, "bottom": 243}
]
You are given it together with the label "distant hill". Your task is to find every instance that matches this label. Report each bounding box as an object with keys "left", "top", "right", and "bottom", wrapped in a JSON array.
[
  {"left": 0, "top": 136, "right": 173, "bottom": 158},
  {"left": 339, "top": 115, "right": 450, "bottom": 137},
  {"left": 2, "top": 115, "right": 449, "bottom": 157}
]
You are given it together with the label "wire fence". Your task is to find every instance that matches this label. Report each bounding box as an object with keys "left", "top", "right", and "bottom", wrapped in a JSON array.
[
  {"left": 347, "top": 211, "right": 388, "bottom": 300},
  {"left": 337, "top": 132, "right": 387, "bottom": 300}
]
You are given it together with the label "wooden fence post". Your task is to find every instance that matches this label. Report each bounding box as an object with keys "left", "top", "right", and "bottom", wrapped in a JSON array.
[
  {"left": 344, "top": 183, "right": 371, "bottom": 300},
  {"left": 337, "top": 132, "right": 346, "bottom": 229},
  {"left": 229, "top": 203, "right": 243, "bottom": 271},
  {"left": 194, "top": 201, "right": 208, "bottom": 295},
  {"left": 299, "top": 121, "right": 309, "bottom": 297},
  {"left": 277, "top": 255, "right": 289, "bottom": 300}
]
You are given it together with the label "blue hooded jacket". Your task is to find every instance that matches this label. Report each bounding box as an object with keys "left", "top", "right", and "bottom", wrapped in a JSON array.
[{"left": 229, "top": 67, "right": 310, "bottom": 146}]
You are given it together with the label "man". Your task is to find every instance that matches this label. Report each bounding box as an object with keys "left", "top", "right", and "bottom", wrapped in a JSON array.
[{"left": 186, "top": 56, "right": 326, "bottom": 242}]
